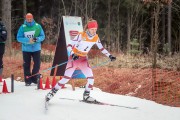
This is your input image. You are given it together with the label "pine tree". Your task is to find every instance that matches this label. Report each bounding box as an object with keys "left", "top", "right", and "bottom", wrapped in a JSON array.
[{"left": 129, "top": 38, "right": 141, "bottom": 56}]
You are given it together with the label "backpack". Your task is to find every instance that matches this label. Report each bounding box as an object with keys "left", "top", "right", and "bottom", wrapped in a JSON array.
[{"left": 0, "top": 21, "right": 7, "bottom": 42}]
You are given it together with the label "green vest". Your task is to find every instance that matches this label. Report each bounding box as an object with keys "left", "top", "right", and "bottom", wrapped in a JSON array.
[{"left": 22, "top": 23, "right": 41, "bottom": 38}]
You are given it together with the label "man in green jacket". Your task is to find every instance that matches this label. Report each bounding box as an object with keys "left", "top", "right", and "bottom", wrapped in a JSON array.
[
  {"left": 0, "top": 21, "right": 7, "bottom": 81},
  {"left": 17, "top": 13, "right": 45, "bottom": 86}
]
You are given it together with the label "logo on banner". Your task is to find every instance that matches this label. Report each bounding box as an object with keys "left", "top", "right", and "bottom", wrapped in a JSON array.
[
  {"left": 69, "top": 30, "right": 79, "bottom": 40},
  {"left": 65, "top": 21, "right": 81, "bottom": 26}
]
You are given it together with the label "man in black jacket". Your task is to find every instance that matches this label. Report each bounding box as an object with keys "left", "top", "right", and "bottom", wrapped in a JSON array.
[{"left": 0, "top": 21, "right": 7, "bottom": 80}]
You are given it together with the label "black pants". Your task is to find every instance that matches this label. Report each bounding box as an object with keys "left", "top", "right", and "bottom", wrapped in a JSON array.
[
  {"left": 23, "top": 51, "right": 41, "bottom": 84},
  {"left": 0, "top": 43, "right": 5, "bottom": 69}
]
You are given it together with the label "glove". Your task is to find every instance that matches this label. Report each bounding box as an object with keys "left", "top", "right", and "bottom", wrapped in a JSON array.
[
  {"left": 109, "top": 55, "right": 116, "bottom": 61},
  {"left": 33, "top": 37, "right": 37, "bottom": 42},
  {"left": 72, "top": 54, "right": 79, "bottom": 60}
]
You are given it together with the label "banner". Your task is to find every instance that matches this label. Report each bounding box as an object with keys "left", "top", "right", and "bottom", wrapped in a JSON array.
[{"left": 51, "top": 16, "right": 86, "bottom": 78}]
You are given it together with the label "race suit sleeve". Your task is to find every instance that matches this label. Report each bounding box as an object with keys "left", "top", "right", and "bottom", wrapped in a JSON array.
[{"left": 96, "top": 38, "right": 110, "bottom": 57}]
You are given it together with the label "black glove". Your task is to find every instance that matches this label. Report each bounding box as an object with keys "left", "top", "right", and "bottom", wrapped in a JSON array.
[
  {"left": 33, "top": 37, "right": 37, "bottom": 42},
  {"left": 72, "top": 54, "right": 79, "bottom": 60},
  {"left": 109, "top": 55, "right": 116, "bottom": 61}
]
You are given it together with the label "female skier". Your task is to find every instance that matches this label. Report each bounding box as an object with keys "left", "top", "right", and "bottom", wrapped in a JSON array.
[{"left": 45, "top": 18, "right": 116, "bottom": 103}]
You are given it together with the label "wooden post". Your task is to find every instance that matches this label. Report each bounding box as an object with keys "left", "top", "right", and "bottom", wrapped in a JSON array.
[{"left": 11, "top": 74, "right": 14, "bottom": 92}]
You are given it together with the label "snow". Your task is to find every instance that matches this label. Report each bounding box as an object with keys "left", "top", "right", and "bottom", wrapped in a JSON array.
[{"left": 0, "top": 78, "right": 180, "bottom": 120}]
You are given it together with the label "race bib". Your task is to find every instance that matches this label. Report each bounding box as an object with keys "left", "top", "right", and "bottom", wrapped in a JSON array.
[{"left": 24, "top": 31, "right": 35, "bottom": 38}]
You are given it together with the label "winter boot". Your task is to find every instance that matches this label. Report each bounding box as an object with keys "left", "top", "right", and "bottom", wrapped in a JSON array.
[
  {"left": 83, "top": 91, "right": 96, "bottom": 102},
  {"left": 24, "top": 75, "right": 32, "bottom": 86},
  {"left": 25, "top": 78, "right": 32, "bottom": 86},
  {"left": 45, "top": 87, "right": 58, "bottom": 102}
]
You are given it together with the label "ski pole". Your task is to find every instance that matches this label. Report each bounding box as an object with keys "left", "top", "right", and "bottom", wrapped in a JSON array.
[
  {"left": 42, "top": 59, "right": 73, "bottom": 73},
  {"left": 91, "top": 59, "right": 111, "bottom": 69},
  {"left": 26, "top": 59, "right": 73, "bottom": 79}
]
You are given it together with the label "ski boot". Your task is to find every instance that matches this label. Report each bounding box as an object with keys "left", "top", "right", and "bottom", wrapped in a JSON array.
[
  {"left": 45, "top": 87, "right": 58, "bottom": 102},
  {"left": 83, "top": 91, "right": 96, "bottom": 103}
]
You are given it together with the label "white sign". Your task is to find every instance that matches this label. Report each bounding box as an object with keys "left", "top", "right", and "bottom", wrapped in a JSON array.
[
  {"left": 63, "top": 16, "right": 83, "bottom": 52},
  {"left": 62, "top": 16, "right": 85, "bottom": 78}
]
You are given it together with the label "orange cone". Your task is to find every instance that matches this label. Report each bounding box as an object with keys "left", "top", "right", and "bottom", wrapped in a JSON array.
[
  {"left": 44, "top": 77, "right": 51, "bottom": 89},
  {"left": 51, "top": 77, "right": 56, "bottom": 88},
  {"left": 0, "top": 76, "right": 2, "bottom": 82},
  {"left": 2, "top": 80, "right": 9, "bottom": 93},
  {"left": 39, "top": 77, "right": 44, "bottom": 89}
]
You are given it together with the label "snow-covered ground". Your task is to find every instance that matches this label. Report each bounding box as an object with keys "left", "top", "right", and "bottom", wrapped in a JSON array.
[{"left": 0, "top": 78, "right": 180, "bottom": 120}]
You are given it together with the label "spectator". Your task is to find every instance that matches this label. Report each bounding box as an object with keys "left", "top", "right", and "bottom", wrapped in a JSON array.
[
  {"left": 17, "top": 13, "right": 45, "bottom": 86},
  {"left": 0, "top": 21, "right": 7, "bottom": 80}
]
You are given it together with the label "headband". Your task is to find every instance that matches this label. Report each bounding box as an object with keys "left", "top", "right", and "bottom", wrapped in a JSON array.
[{"left": 87, "top": 21, "right": 98, "bottom": 29}]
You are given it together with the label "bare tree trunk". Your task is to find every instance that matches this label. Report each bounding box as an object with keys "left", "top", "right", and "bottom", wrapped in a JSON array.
[
  {"left": 167, "top": 3, "right": 172, "bottom": 54},
  {"left": 152, "top": 5, "right": 160, "bottom": 98},
  {"left": 57, "top": 0, "right": 62, "bottom": 40},
  {"left": 127, "top": 9, "right": 131, "bottom": 53},
  {"left": 74, "top": 0, "right": 77, "bottom": 15},
  {"left": 23, "top": 0, "right": 27, "bottom": 16},
  {"left": 90, "top": 0, "right": 92, "bottom": 18},
  {"left": 85, "top": 0, "right": 88, "bottom": 23},
  {"left": 117, "top": 0, "right": 120, "bottom": 53},
  {"left": 139, "top": 16, "right": 143, "bottom": 51},
  {"left": 61, "top": 0, "right": 66, "bottom": 15},
  {"left": 152, "top": 5, "right": 160, "bottom": 68},
  {"left": 50, "top": 0, "right": 55, "bottom": 18},
  {"left": 37, "top": 0, "right": 42, "bottom": 22},
  {"left": 2, "top": 0, "right": 11, "bottom": 49},
  {"left": 179, "top": 32, "right": 180, "bottom": 71},
  {"left": 107, "top": 0, "right": 111, "bottom": 51},
  {"left": 179, "top": 39, "right": 180, "bottom": 71},
  {"left": 150, "top": 8, "right": 154, "bottom": 52},
  {"left": 162, "top": 7, "right": 166, "bottom": 54}
]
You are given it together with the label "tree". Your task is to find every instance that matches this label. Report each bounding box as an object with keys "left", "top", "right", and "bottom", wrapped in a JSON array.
[
  {"left": 116, "top": 0, "right": 121, "bottom": 53},
  {"left": 107, "top": 0, "right": 111, "bottom": 51},
  {"left": 129, "top": 38, "right": 141, "bottom": 56},
  {"left": 141, "top": 0, "right": 173, "bottom": 98},
  {"left": 161, "top": 7, "right": 166, "bottom": 54},
  {"left": 2, "top": 0, "right": 12, "bottom": 49},
  {"left": 123, "top": 0, "right": 144, "bottom": 53},
  {"left": 23, "top": 0, "right": 27, "bottom": 16},
  {"left": 167, "top": 2, "right": 172, "bottom": 54}
]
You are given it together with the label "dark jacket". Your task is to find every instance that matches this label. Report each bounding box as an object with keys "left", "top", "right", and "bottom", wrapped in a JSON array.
[{"left": 0, "top": 21, "right": 7, "bottom": 43}]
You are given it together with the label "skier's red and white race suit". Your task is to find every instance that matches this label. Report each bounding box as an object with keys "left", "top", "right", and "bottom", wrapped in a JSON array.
[{"left": 55, "top": 32, "right": 110, "bottom": 92}]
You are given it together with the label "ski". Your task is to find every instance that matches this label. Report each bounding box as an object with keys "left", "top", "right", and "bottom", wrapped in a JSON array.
[{"left": 59, "top": 97, "right": 138, "bottom": 109}]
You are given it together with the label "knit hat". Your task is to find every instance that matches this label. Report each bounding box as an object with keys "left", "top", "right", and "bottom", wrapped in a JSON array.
[
  {"left": 87, "top": 21, "right": 98, "bottom": 29},
  {"left": 25, "top": 13, "right": 33, "bottom": 19}
]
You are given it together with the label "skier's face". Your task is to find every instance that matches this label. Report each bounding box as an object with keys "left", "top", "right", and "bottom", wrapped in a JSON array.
[{"left": 88, "top": 28, "right": 97, "bottom": 35}]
